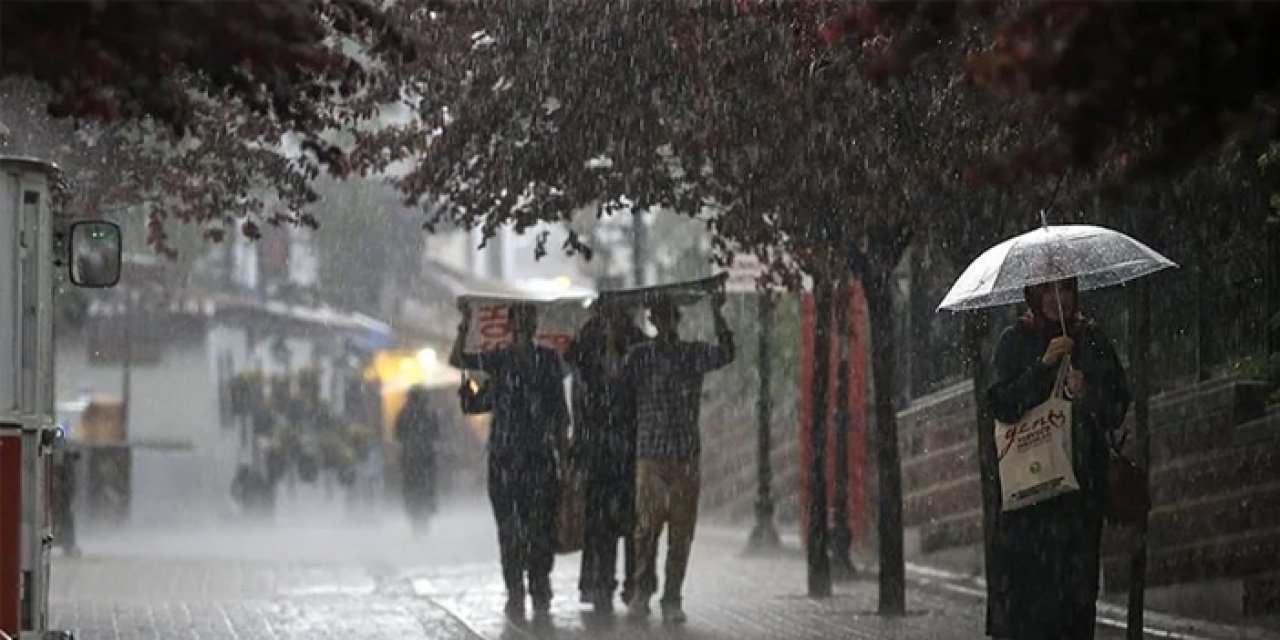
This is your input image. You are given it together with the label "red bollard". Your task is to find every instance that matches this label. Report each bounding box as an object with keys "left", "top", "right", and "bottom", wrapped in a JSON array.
[{"left": 0, "top": 429, "right": 22, "bottom": 637}]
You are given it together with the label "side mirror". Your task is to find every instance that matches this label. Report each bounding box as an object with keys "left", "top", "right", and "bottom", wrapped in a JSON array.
[{"left": 68, "top": 221, "right": 122, "bottom": 288}]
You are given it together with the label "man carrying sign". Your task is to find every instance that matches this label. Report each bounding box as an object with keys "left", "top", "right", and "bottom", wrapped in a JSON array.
[
  {"left": 450, "top": 303, "right": 570, "bottom": 619},
  {"left": 623, "top": 291, "right": 735, "bottom": 624}
]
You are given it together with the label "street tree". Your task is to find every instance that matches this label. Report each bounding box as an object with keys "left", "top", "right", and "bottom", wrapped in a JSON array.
[
  {"left": 664, "top": 2, "right": 1046, "bottom": 610},
  {"left": 0, "top": 0, "right": 442, "bottom": 256},
  {"left": 820, "top": 1, "right": 1280, "bottom": 183}
]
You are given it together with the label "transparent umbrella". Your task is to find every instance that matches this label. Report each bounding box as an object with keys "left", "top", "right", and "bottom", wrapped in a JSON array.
[{"left": 937, "top": 224, "right": 1178, "bottom": 312}]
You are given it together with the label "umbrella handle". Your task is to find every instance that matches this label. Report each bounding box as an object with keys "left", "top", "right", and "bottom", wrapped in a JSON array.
[
  {"left": 1052, "top": 279, "right": 1069, "bottom": 337},
  {"left": 1051, "top": 356, "right": 1072, "bottom": 400}
]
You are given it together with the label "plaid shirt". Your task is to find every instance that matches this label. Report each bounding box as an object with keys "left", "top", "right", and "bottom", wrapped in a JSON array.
[{"left": 624, "top": 333, "right": 734, "bottom": 461}]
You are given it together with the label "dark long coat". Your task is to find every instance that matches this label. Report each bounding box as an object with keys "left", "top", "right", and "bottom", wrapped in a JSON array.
[
  {"left": 567, "top": 318, "right": 649, "bottom": 470},
  {"left": 395, "top": 389, "right": 440, "bottom": 516},
  {"left": 985, "top": 320, "right": 1131, "bottom": 640}
]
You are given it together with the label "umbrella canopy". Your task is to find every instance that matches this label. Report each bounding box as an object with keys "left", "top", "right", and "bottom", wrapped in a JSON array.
[{"left": 938, "top": 224, "right": 1177, "bottom": 312}]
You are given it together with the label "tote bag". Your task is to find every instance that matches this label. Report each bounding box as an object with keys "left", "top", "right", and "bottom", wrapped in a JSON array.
[{"left": 995, "top": 362, "right": 1079, "bottom": 512}]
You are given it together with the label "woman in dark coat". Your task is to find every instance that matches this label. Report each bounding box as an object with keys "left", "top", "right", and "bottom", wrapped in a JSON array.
[
  {"left": 985, "top": 278, "right": 1131, "bottom": 640},
  {"left": 566, "top": 303, "right": 649, "bottom": 613},
  {"left": 395, "top": 386, "right": 440, "bottom": 533}
]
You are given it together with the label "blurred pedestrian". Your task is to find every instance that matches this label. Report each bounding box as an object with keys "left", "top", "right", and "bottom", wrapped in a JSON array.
[
  {"left": 624, "top": 292, "right": 734, "bottom": 624},
  {"left": 52, "top": 442, "right": 81, "bottom": 558},
  {"left": 395, "top": 386, "right": 440, "bottom": 533},
  {"left": 985, "top": 278, "right": 1131, "bottom": 640},
  {"left": 566, "top": 302, "right": 649, "bottom": 613},
  {"left": 450, "top": 303, "right": 570, "bottom": 619}
]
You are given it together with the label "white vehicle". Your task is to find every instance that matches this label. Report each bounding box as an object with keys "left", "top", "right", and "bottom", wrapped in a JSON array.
[{"left": 1, "top": 156, "right": 121, "bottom": 640}]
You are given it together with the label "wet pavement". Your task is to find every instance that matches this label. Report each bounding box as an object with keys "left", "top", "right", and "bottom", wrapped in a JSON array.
[{"left": 47, "top": 498, "right": 1277, "bottom": 639}]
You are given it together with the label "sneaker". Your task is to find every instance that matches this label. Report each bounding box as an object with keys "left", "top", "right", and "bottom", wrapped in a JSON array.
[
  {"left": 661, "top": 602, "right": 687, "bottom": 625},
  {"left": 626, "top": 597, "right": 650, "bottom": 620}
]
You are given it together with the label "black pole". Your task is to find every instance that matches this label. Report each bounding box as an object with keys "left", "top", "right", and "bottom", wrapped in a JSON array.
[
  {"left": 1127, "top": 277, "right": 1152, "bottom": 638},
  {"left": 632, "top": 210, "right": 647, "bottom": 287},
  {"left": 1266, "top": 221, "right": 1280, "bottom": 359},
  {"left": 967, "top": 309, "right": 999, "bottom": 626},
  {"left": 831, "top": 276, "right": 856, "bottom": 580},
  {"left": 748, "top": 293, "right": 781, "bottom": 552},
  {"left": 120, "top": 292, "right": 134, "bottom": 440},
  {"left": 807, "top": 275, "right": 833, "bottom": 598}
]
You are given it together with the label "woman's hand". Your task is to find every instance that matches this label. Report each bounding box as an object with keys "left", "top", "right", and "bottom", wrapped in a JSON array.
[
  {"left": 1041, "top": 336, "right": 1074, "bottom": 366},
  {"left": 1065, "top": 368, "right": 1085, "bottom": 398}
]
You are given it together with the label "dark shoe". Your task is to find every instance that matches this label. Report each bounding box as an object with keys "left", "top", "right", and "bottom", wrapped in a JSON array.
[
  {"left": 532, "top": 595, "right": 551, "bottom": 615},
  {"left": 592, "top": 592, "right": 614, "bottom": 615},
  {"left": 626, "top": 596, "right": 650, "bottom": 620},
  {"left": 661, "top": 599, "right": 687, "bottom": 625}
]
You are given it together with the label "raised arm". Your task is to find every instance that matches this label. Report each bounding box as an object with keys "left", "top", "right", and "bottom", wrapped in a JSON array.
[
  {"left": 448, "top": 309, "right": 490, "bottom": 371},
  {"left": 695, "top": 292, "right": 736, "bottom": 372}
]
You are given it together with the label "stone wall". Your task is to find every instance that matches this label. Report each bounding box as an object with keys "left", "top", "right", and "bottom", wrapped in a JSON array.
[
  {"left": 1101, "top": 382, "right": 1279, "bottom": 618},
  {"left": 890, "top": 377, "right": 1280, "bottom": 621},
  {"left": 700, "top": 375, "right": 1280, "bottom": 621}
]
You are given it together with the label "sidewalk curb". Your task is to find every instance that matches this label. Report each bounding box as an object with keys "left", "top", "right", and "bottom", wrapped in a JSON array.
[{"left": 700, "top": 525, "right": 1278, "bottom": 640}]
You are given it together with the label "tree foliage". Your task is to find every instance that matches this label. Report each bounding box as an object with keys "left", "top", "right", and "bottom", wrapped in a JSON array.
[
  {"left": 1, "top": 0, "right": 443, "bottom": 256},
  {"left": 821, "top": 1, "right": 1280, "bottom": 182},
  {"left": 392, "top": 0, "right": 697, "bottom": 260}
]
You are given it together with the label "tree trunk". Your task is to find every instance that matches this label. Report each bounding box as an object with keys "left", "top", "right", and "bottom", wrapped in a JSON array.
[
  {"left": 806, "top": 274, "right": 833, "bottom": 598},
  {"left": 832, "top": 276, "right": 855, "bottom": 580},
  {"left": 748, "top": 293, "right": 781, "bottom": 551},
  {"left": 865, "top": 271, "right": 905, "bottom": 615}
]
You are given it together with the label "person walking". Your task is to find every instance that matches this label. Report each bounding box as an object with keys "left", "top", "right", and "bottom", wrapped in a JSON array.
[
  {"left": 566, "top": 302, "right": 649, "bottom": 613},
  {"left": 623, "top": 292, "right": 734, "bottom": 624},
  {"left": 451, "top": 303, "right": 570, "bottom": 619},
  {"left": 52, "top": 442, "right": 81, "bottom": 558},
  {"left": 394, "top": 386, "right": 441, "bottom": 533},
  {"left": 985, "top": 278, "right": 1131, "bottom": 640}
]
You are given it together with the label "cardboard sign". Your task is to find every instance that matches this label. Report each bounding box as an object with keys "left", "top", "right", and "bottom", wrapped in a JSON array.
[
  {"left": 457, "top": 295, "right": 593, "bottom": 356},
  {"left": 725, "top": 255, "right": 764, "bottom": 293}
]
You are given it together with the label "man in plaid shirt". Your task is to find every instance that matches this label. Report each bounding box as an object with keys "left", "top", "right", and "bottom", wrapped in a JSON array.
[{"left": 622, "top": 291, "right": 734, "bottom": 624}]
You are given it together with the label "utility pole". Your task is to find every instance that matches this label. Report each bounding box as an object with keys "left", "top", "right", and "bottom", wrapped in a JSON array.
[
  {"left": 1127, "top": 207, "right": 1154, "bottom": 639},
  {"left": 119, "top": 290, "right": 136, "bottom": 440},
  {"left": 631, "top": 210, "right": 647, "bottom": 287},
  {"left": 747, "top": 293, "right": 780, "bottom": 552},
  {"left": 806, "top": 275, "right": 833, "bottom": 598},
  {"left": 830, "top": 275, "right": 856, "bottom": 580}
]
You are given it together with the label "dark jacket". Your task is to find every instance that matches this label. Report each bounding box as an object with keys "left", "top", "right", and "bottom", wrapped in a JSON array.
[
  {"left": 566, "top": 318, "right": 648, "bottom": 471},
  {"left": 455, "top": 343, "right": 569, "bottom": 459},
  {"left": 984, "top": 320, "right": 1130, "bottom": 640},
  {"left": 395, "top": 390, "right": 440, "bottom": 467}
]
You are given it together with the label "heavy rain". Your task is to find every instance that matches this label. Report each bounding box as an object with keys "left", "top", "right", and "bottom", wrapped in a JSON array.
[{"left": 1, "top": 2, "right": 1278, "bottom": 640}]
